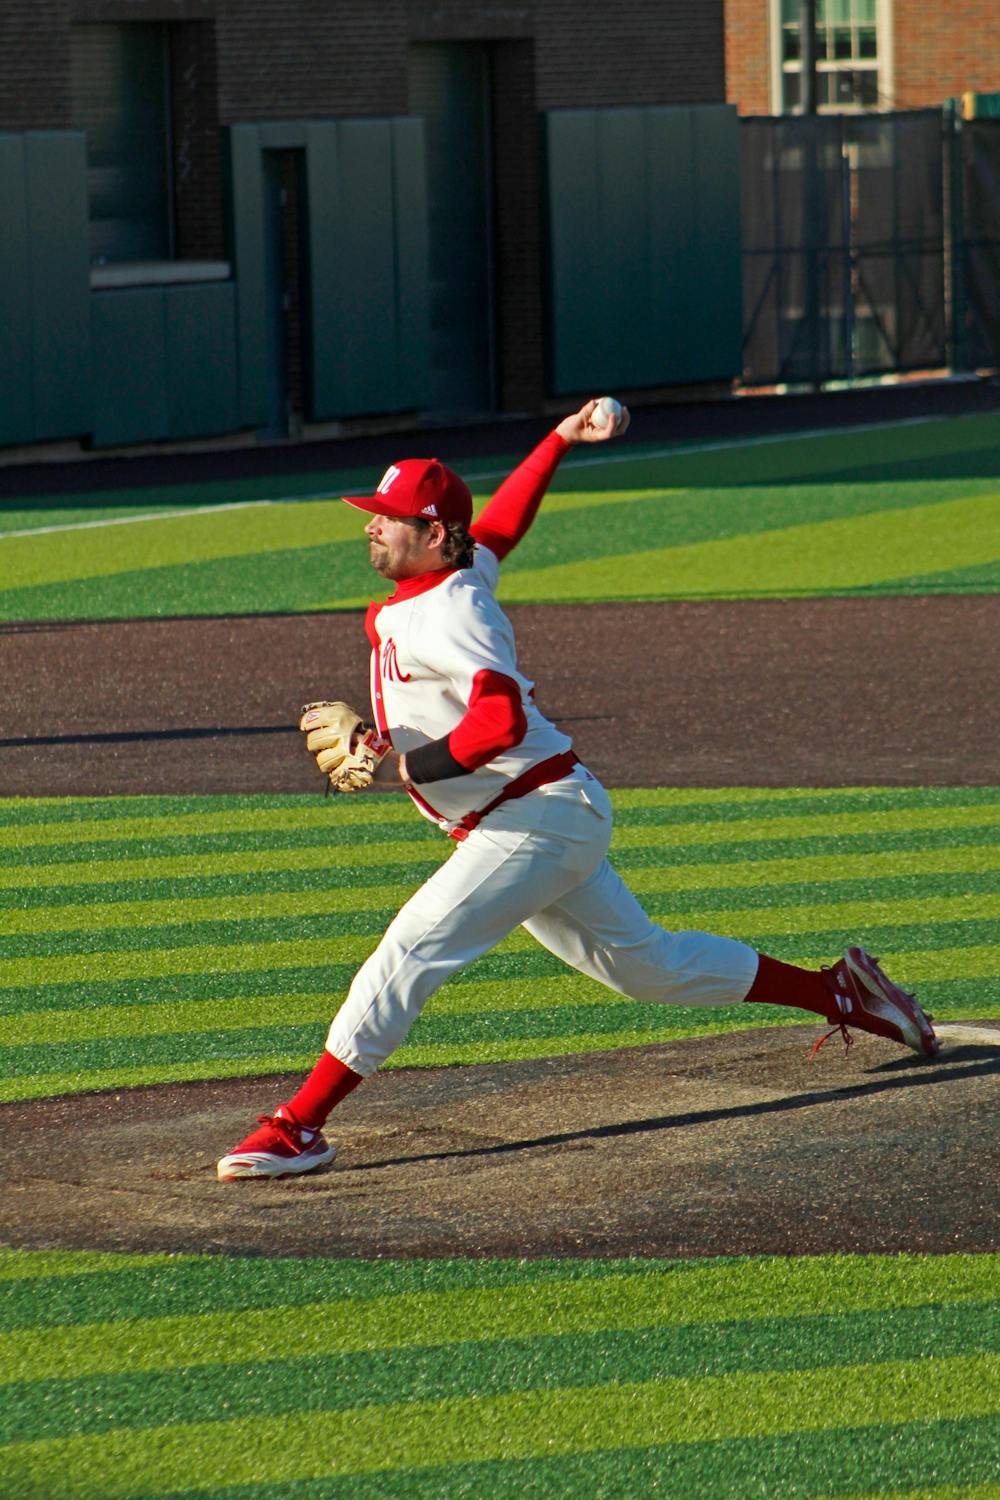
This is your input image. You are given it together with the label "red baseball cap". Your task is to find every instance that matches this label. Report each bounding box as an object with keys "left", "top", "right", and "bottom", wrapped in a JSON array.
[{"left": 343, "top": 458, "right": 473, "bottom": 527}]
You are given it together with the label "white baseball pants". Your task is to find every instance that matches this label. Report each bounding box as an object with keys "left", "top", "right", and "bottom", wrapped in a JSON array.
[{"left": 326, "top": 769, "right": 759, "bottom": 1076}]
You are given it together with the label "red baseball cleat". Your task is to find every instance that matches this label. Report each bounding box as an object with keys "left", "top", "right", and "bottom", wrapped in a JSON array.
[
  {"left": 823, "top": 946, "right": 939, "bottom": 1058},
  {"left": 217, "top": 1103, "right": 336, "bottom": 1181}
]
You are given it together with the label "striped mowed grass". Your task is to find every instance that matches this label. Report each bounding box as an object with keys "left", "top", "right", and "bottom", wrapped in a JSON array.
[
  {"left": 2, "top": 784, "right": 998, "bottom": 1103},
  {"left": 1, "top": 1248, "right": 998, "bottom": 1498},
  {"left": 1, "top": 410, "right": 999, "bottom": 619}
]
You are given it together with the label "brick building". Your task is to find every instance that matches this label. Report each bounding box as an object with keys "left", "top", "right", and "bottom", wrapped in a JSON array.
[{"left": 725, "top": 0, "right": 1000, "bottom": 117}]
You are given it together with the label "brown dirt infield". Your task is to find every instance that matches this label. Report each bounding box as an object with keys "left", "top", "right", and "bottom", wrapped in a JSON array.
[{"left": 2, "top": 594, "right": 999, "bottom": 795}]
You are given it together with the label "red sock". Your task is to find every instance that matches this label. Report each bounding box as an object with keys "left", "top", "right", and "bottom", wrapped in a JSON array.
[
  {"left": 744, "top": 953, "right": 843, "bottom": 1022},
  {"left": 286, "top": 1050, "right": 363, "bottom": 1130}
]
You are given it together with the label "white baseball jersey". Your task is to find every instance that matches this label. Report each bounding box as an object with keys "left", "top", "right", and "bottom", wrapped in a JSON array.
[
  {"left": 367, "top": 543, "right": 572, "bottom": 833},
  {"left": 322, "top": 428, "right": 759, "bottom": 1080}
]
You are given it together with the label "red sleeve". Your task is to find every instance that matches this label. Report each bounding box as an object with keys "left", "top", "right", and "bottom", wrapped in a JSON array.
[
  {"left": 470, "top": 430, "right": 570, "bottom": 561},
  {"left": 448, "top": 669, "right": 528, "bottom": 770}
]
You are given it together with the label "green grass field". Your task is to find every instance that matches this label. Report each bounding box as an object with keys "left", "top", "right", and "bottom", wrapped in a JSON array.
[
  {"left": 3, "top": 413, "right": 999, "bottom": 1498},
  {"left": 3, "top": 411, "right": 999, "bottom": 619},
  {"left": 2, "top": 785, "right": 999, "bottom": 1103},
  {"left": 2, "top": 1248, "right": 998, "bottom": 1499}
]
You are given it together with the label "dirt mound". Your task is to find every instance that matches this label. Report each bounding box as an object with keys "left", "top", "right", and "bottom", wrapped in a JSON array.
[{"left": 4, "top": 1025, "right": 997, "bottom": 1259}]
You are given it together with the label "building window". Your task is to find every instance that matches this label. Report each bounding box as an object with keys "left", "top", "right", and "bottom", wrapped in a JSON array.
[
  {"left": 774, "top": 0, "right": 889, "bottom": 113},
  {"left": 70, "top": 23, "right": 173, "bottom": 265}
]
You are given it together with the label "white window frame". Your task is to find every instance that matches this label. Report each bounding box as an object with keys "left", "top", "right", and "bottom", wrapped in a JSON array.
[{"left": 769, "top": 0, "right": 895, "bottom": 114}]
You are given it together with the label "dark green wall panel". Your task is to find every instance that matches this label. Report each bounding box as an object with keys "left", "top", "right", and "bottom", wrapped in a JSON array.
[
  {"left": 544, "top": 104, "right": 742, "bottom": 395},
  {"left": 690, "top": 105, "right": 744, "bottom": 381},
  {"left": 91, "top": 289, "right": 169, "bottom": 446},
  {"left": 302, "top": 121, "right": 345, "bottom": 418},
  {"left": 646, "top": 107, "right": 696, "bottom": 384},
  {"left": 310, "top": 120, "right": 397, "bottom": 416},
  {"left": 407, "top": 42, "right": 492, "bottom": 414},
  {"left": 391, "top": 118, "right": 430, "bottom": 407},
  {"left": 226, "top": 117, "right": 429, "bottom": 426},
  {"left": 2, "top": 115, "right": 430, "bottom": 452},
  {"left": 90, "top": 283, "right": 241, "bottom": 448},
  {"left": 544, "top": 110, "right": 601, "bottom": 398},
  {"left": 336, "top": 119, "right": 400, "bottom": 408},
  {"left": 0, "top": 135, "right": 33, "bottom": 445},
  {"left": 25, "top": 132, "right": 92, "bottom": 439},
  {"left": 256, "top": 122, "right": 309, "bottom": 151},
  {"left": 165, "top": 283, "right": 240, "bottom": 439},
  {"left": 0, "top": 131, "right": 91, "bottom": 446},
  {"left": 225, "top": 124, "right": 268, "bottom": 429},
  {"left": 592, "top": 108, "right": 647, "bottom": 389},
  {"left": 306, "top": 117, "right": 430, "bottom": 419}
]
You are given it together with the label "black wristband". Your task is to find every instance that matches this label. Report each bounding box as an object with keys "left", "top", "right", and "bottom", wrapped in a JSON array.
[{"left": 405, "top": 735, "right": 468, "bottom": 784}]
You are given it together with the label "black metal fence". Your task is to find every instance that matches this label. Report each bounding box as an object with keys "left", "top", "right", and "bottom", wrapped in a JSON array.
[
  {"left": 740, "top": 108, "right": 999, "bottom": 387},
  {"left": 955, "top": 119, "right": 1000, "bottom": 371}
]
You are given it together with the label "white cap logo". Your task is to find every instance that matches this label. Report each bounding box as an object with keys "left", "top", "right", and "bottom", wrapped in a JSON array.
[
  {"left": 421, "top": 503, "right": 438, "bottom": 516},
  {"left": 376, "top": 465, "right": 402, "bottom": 495}
]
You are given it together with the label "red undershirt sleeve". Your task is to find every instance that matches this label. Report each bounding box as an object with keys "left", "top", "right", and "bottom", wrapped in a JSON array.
[
  {"left": 470, "top": 430, "right": 570, "bottom": 561},
  {"left": 405, "top": 669, "right": 528, "bottom": 782}
]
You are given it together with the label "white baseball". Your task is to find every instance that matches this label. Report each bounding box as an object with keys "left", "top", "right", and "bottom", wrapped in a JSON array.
[{"left": 592, "top": 396, "right": 622, "bottom": 430}]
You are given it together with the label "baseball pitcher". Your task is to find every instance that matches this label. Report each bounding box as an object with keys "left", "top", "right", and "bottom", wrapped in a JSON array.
[{"left": 218, "top": 399, "right": 938, "bottom": 1180}]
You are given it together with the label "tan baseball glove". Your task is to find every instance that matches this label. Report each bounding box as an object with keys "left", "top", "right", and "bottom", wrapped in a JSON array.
[{"left": 299, "top": 701, "right": 391, "bottom": 792}]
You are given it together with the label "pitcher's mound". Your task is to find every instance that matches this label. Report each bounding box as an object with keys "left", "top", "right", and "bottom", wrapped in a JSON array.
[{"left": 3, "top": 1025, "right": 997, "bottom": 1260}]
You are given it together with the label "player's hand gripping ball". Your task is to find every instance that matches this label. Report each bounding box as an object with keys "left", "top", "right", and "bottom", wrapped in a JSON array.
[
  {"left": 591, "top": 396, "right": 623, "bottom": 431},
  {"left": 299, "top": 701, "right": 390, "bottom": 792}
]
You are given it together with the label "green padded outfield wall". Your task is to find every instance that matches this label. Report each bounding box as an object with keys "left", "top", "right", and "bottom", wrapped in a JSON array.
[
  {"left": 0, "top": 128, "right": 239, "bottom": 451},
  {"left": 90, "top": 283, "right": 239, "bottom": 448},
  {"left": 0, "top": 134, "right": 32, "bottom": 446},
  {"left": 165, "top": 283, "right": 241, "bottom": 441},
  {"left": 225, "top": 118, "right": 429, "bottom": 426},
  {"left": 543, "top": 104, "right": 742, "bottom": 394},
  {"left": 225, "top": 123, "right": 269, "bottom": 431},
  {"left": 1, "top": 118, "right": 425, "bottom": 453},
  {"left": 306, "top": 118, "right": 429, "bottom": 419},
  {"left": 91, "top": 288, "right": 169, "bottom": 446},
  {"left": 0, "top": 132, "right": 91, "bottom": 447}
]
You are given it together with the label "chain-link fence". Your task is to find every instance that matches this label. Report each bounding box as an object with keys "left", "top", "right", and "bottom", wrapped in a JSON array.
[
  {"left": 955, "top": 118, "right": 1000, "bottom": 371},
  {"left": 741, "top": 110, "right": 952, "bottom": 386}
]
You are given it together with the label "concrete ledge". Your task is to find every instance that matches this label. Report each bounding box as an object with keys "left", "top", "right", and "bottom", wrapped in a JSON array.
[{"left": 90, "top": 260, "right": 231, "bottom": 290}]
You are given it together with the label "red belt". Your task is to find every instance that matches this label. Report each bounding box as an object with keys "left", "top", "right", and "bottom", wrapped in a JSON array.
[{"left": 448, "top": 751, "right": 580, "bottom": 841}]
